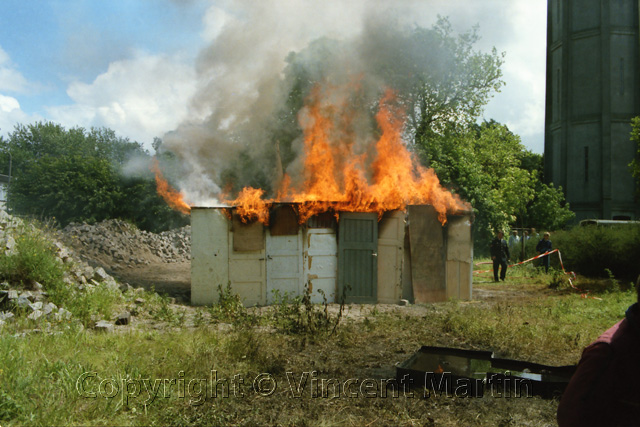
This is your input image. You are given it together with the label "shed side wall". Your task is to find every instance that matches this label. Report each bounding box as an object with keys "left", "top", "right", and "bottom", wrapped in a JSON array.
[
  {"left": 408, "top": 205, "right": 447, "bottom": 302},
  {"left": 446, "top": 215, "right": 473, "bottom": 300},
  {"left": 191, "top": 209, "right": 229, "bottom": 305}
]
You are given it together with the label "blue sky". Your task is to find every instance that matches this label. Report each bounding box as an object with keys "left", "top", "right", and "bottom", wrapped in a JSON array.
[
  {"left": 1, "top": 1, "right": 206, "bottom": 107},
  {"left": 0, "top": 0, "right": 547, "bottom": 153}
]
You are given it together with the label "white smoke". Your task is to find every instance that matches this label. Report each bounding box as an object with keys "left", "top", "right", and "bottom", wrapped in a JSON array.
[{"left": 162, "top": 0, "right": 497, "bottom": 206}]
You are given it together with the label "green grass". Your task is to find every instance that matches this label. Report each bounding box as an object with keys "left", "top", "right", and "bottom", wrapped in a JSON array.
[
  {"left": 1, "top": 222, "right": 636, "bottom": 425},
  {"left": 437, "top": 291, "right": 635, "bottom": 364},
  {"left": 0, "top": 279, "right": 635, "bottom": 426}
]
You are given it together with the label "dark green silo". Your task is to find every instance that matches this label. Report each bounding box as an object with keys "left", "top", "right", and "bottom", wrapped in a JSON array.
[{"left": 544, "top": 0, "right": 640, "bottom": 220}]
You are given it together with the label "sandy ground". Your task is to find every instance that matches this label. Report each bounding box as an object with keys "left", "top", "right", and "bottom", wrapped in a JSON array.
[{"left": 110, "top": 262, "right": 191, "bottom": 301}]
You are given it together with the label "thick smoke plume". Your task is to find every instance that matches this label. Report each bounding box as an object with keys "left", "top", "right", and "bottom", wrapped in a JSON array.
[{"left": 162, "top": 0, "right": 459, "bottom": 206}]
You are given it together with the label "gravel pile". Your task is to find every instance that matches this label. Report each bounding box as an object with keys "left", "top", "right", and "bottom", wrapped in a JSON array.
[{"left": 60, "top": 219, "right": 191, "bottom": 268}]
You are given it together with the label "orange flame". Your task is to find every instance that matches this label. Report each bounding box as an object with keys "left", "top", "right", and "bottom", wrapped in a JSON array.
[
  {"left": 151, "top": 158, "right": 191, "bottom": 215},
  {"left": 230, "top": 187, "right": 271, "bottom": 225},
  {"left": 163, "top": 83, "right": 469, "bottom": 225},
  {"left": 226, "top": 86, "right": 468, "bottom": 225}
]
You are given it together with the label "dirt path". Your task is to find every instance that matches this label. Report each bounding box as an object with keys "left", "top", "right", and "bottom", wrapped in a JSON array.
[{"left": 111, "top": 262, "right": 191, "bottom": 301}]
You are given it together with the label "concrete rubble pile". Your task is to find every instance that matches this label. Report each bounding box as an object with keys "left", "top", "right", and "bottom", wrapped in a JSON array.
[
  {"left": 0, "top": 209, "right": 134, "bottom": 332},
  {"left": 60, "top": 219, "right": 191, "bottom": 267}
]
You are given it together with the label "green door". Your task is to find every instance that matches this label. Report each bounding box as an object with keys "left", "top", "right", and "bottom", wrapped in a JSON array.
[{"left": 338, "top": 212, "right": 378, "bottom": 303}]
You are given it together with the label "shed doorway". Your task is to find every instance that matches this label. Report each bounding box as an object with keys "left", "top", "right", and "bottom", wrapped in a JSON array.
[{"left": 338, "top": 212, "right": 378, "bottom": 303}]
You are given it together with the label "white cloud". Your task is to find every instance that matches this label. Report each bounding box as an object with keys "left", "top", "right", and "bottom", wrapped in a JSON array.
[
  {"left": 47, "top": 52, "right": 197, "bottom": 148},
  {"left": 0, "top": 46, "right": 29, "bottom": 93},
  {"left": 482, "top": 1, "right": 547, "bottom": 153},
  {"left": 0, "top": 94, "right": 19, "bottom": 113},
  {"left": 0, "top": 46, "right": 43, "bottom": 136},
  {"left": 0, "top": 94, "right": 43, "bottom": 136}
]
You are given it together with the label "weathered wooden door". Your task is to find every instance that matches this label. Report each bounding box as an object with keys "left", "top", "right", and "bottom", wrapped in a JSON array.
[
  {"left": 338, "top": 212, "right": 378, "bottom": 303},
  {"left": 228, "top": 217, "right": 266, "bottom": 306},
  {"left": 304, "top": 228, "right": 338, "bottom": 303},
  {"left": 266, "top": 230, "right": 303, "bottom": 303}
]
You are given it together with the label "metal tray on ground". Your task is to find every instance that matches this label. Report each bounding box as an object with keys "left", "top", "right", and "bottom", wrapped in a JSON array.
[{"left": 396, "top": 346, "right": 577, "bottom": 398}]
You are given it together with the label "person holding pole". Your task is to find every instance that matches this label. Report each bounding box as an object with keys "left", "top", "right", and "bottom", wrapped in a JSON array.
[
  {"left": 490, "top": 231, "right": 509, "bottom": 282},
  {"left": 536, "top": 232, "right": 552, "bottom": 273}
]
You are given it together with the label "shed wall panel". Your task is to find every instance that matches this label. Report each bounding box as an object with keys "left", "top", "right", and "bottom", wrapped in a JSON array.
[
  {"left": 266, "top": 230, "right": 303, "bottom": 303},
  {"left": 229, "top": 226, "right": 266, "bottom": 306},
  {"left": 408, "top": 205, "right": 446, "bottom": 302},
  {"left": 377, "top": 211, "right": 404, "bottom": 304},
  {"left": 446, "top": 215, "right": 473, "bottom": 300},
  {"left": 304, "top": 229, "right": 338, "bottom": 303},
  {"left": 191, "top": 209, "right": 229, "bottom": 305},
  {"left": 338, "top": 213, "right": 378, "bottom": 303}
]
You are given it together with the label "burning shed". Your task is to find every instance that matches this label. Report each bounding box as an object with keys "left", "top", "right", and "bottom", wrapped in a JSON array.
[
  {"left": 191, "top": 204, "right": 472, "bottom": 306},
  {"left": 155, "top": 87, "right": 474, "bottom": 305}
]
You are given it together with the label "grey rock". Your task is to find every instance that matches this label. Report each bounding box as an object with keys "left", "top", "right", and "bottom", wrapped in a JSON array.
[
  {"left": 103, "top": 277, "right": 119, "bottom": 292},
  {"left": 0, "top": 311, "right": 15, "bottom": 322},
  {"left": 115, "top": 312, "right": 131, "bottom": 326},
  {"left": 94, "top": 320, "right": 114, "bottom": 332},
  {"left": 92, "top": 267, "right": 110, "bottom": 283},
  {"left": 13, "top": 296, "right": 31, "bottom": 309},
  {"left": 3, "top": 235, "right": 16, "bottom": 254},
  {"left": 83, "top": 266, "right": 95, "bottom": 280},
  {"left": 28, "top": 301, "right": 43, "bottom": 311},
  {"left": 28, "top": 310, "right": 43, "bottom": 320},
  {"left": 20, "top": 291, "right": 34, "bottom": 302},
  {"left": 43, "top": 302, "right": 57, "bottom": 315},
  {"left": 55, "top": 308, "right": 72, "bottom": 321},
  {"left": 398, "top": 299, "right": 410, "bottom": 306}
]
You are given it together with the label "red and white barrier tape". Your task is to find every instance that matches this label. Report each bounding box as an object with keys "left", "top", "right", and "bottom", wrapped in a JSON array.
[{"left": 474, "top": 249, "right": 602, "bottom": 300}]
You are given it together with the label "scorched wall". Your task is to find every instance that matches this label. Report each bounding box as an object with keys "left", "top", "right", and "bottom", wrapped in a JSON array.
[{"left": 191, "top": 205, "right": 472, "bottom": 306}]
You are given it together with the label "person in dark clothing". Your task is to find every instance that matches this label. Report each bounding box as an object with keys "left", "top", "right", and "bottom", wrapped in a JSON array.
[
  {"left": 536, "top": 232, "right": 552, "bottom": 273},
  {"left": 490, "top": 231, "right": 509, "bottom": 282},
  {"left": 557, "top": 276, "right": 640, "bottom": 426}
]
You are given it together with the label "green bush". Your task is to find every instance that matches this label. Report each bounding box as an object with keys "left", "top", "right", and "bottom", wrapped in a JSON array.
[
  {"left": 0, "top": 225, "right": 65, "bottom": 289},
  {"left": 553, "top": 225, "right": 640, "bottom": 280}
]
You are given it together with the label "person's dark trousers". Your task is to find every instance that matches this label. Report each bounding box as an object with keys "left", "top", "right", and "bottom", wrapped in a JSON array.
[
  {"left": 493, "top": 259, "right": 507, "bottom": 281},
  {"left": 540, "top": 254, "right": 550, "bottom": 273}
]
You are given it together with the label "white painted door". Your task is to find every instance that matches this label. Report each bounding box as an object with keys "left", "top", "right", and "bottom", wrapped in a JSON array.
[
  {"left": 266, "top": 230, "right": 303, "bottom": 303},
  {"left": 304, "top": 228, "right": 338, "bottom": 303}
]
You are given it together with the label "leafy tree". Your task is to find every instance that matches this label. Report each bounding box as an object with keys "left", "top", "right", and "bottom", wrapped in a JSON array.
[
  {"left": 2, "top": 122, "right": 188, "bottom": 231},
  {"left": 386, "top": 18, "right": 505, "bottom": 140},
  {"left": 420, "top": 121, "right": 573, "bottom": 253},
  {"left": 10, "top": 155, "right": 120, "bottom": 224},
  {"left": 526, "top": 183, "right": 575, "bottom": 231}
]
